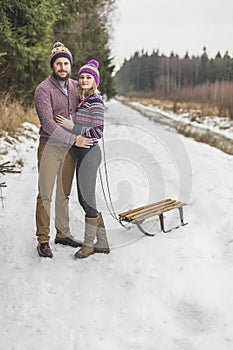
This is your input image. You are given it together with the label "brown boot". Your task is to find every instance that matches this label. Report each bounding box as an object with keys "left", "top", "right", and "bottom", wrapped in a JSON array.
[
  {"left": 55, "top": 235, "right": 82, "bottom": 248},
  {"left": 74, "top": 217, "right": 97, "bottom": 259},
  {"left": 74, "top": 245, "right": 95, "bottom": 259},
  {"left": 37, "top": 243, "right": 53, "bottom": 258},
  {"left": 94, "top": 213, "right": 110, "bottom": 254}
]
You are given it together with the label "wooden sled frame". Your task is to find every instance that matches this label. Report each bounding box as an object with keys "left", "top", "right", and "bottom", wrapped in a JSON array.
[{"left": 118, "top": 198, "right": 188, "bottom": 236}]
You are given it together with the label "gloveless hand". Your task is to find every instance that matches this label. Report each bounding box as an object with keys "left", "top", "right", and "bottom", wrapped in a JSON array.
[
  {"left": 56, "top": 114, "right": 74, "bottom": 130},
  {"left": 75, "top": 135, "right": 94, "bottom": 148}
]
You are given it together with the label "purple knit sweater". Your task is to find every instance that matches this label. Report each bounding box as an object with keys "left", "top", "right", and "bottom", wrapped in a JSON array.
[{"left": 34, "top": 74, "right": 78, "bottom": 146}]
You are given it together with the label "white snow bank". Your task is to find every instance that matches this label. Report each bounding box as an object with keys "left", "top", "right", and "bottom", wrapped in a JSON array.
[{"left": 131, "top": 101, "right": 233, "bottom": 140}]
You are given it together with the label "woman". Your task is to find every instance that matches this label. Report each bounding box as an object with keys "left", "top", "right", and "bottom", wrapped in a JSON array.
[{"left": 56, "top": 59, "right": 110, "bottom": 258}]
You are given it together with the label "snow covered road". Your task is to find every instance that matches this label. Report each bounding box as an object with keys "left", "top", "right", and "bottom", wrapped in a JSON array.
[{"left": 0, "top": 100, "right": 233, "bottom": 350}]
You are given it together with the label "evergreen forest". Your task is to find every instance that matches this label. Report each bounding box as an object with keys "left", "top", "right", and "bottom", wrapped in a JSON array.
[
  {"left": 115, "top": 48, "right": 233, "bottom": 118},
  {"left": 0, "top": 0, "right": 116, "bottom": 100}
]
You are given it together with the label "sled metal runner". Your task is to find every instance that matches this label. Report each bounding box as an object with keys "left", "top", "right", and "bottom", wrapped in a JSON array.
[{"left": 118, "top": 198, "right": 188, "bottom": 236}]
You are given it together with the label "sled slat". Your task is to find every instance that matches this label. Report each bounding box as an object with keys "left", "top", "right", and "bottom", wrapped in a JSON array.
[
  {"left": 119, "top": 198, "right": 173, "bottom": 218},
  {"left": 122, "top": 200, "right": 177, "bottom": 221}
]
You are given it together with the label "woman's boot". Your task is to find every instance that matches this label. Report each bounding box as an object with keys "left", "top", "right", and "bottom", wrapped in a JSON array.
[
  {"left": 94, "top": 213, "right": 110, "bottom": 254},
  {"left": 74, "top": 217, "right": 97, "bottom": 259}
]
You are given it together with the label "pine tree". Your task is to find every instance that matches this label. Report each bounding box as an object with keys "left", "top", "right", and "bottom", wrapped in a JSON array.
[
  {"left": 0, "top": 0, "right": 116, "bottom": 99},
  {"left": 0, "top": 0, "right": 59, "bottom": 98},
  {"left": 54, "top": 0, "right": 116, "bottom": 98},
  {"left": 0, "top": 161, "right": 21, "bottom": 208}
]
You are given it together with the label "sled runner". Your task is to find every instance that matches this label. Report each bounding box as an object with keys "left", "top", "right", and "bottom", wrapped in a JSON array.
[{"left": 118, "top": 198, "right": 188, "bottom": 236}]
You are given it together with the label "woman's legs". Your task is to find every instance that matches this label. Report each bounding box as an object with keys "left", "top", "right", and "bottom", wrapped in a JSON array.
[
  {"left": 74, "top": 145, "right": 109, "bottom": 258},
  {"left": 75, "top": 146, "right": 101, "bottom": 218}
]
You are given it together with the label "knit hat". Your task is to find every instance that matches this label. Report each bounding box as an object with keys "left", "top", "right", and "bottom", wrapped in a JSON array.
[
  {"left": 50, "top": 42, "right": 73, "bottom": 68},
  {"left": 78, "top": 59, "right": 100, "bottom": 87}
]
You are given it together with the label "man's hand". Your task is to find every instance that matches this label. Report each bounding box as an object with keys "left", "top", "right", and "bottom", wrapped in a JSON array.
[
  {"left": 75, "top": 135, "right": 94, "bottom": 148},
  {"left": 56, "top": 114, "right": 74, "bottom": 130}
]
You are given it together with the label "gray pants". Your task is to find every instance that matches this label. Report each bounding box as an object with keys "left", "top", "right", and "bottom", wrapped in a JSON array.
[{"left": 74, "top": 145, "right": 101, "bottom": 218}]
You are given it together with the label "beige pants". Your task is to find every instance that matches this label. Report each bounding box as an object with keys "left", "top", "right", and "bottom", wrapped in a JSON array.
[{"left": 36, "top": 143, "right": 76, "bottom": 244}]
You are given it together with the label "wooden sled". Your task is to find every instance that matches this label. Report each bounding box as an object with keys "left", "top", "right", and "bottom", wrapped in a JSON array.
[{"left": 118, "top": 198, "right": 188, "bottom": 236}]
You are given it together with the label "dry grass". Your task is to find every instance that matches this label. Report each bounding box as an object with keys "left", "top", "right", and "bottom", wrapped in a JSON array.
[
  {"left": 122, "top": 96, "right": 221, "bottom": 119},
  {"left": 0, "top": 94, "right": 39, "bottom": 137},
  {"left": 124, "top": 81, "right": 233, "bottom": 119}
]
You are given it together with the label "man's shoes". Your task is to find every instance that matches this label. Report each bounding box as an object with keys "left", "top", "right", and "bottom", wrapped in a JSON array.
[
  {"left": 54, "top": 236, "right": 82, "bottom": 248},
  {"left": 37, "top": 243, "right": 53, "bottom": 258}
]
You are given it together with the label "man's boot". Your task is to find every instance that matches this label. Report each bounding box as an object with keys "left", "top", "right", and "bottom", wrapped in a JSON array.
[
  {"left": 74, "top": 217, "right": 97, "bottom": 259},
  {"left": 37, "top": 243, "right": 53, "bottom": 258},
  {"left": 94, "top": 213, "right": 110, "bottom": 254}
]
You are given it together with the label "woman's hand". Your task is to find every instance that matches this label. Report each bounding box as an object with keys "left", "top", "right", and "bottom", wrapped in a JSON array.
[
  {"left": 56, "top": 114, "right": 74, "bottom": 130},
  {"left": 75, "top": 135, "right": 94, "bottom": 148}
]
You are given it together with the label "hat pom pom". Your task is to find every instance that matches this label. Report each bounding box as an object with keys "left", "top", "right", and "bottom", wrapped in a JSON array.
[
  {"left": 53, "top": 42, "right": 65, "bottom": 49},
  {"left": 88, "top": 59, "right": 99, "bottom": 69}
]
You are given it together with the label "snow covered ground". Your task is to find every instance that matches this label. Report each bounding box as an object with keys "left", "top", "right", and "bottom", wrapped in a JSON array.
[
  {"left": 129, "top": 101, "right": 233, "bottom": 140},
  {"left": 124, "top": 100, "right": 233, "bottom": 155},
  {"left": 0, "top": 99, "right": 233, "bottom": 350}
]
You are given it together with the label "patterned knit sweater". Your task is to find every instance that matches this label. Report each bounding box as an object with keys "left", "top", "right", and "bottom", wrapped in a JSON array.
[
  {"left": 72, "top": 94, "right": 104, "bottom": 144},
  {"left": 34, "top": 74, "right": 78, "bottom": 146}
]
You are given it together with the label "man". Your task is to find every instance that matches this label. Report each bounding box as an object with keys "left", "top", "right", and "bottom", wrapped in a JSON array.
[{"left": 34, "top": 42, "right": 93, "bottom": 258}]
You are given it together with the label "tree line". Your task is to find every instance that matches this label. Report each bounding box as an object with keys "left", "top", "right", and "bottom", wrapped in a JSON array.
[
  {"left": 0, "top": 0, "right": 116, "bottom": 101},
  {"left": 115, "top": 48, "right": 233, "bottom": 118}
]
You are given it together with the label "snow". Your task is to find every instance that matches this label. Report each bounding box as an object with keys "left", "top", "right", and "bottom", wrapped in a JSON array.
[
  {"left": 130, "top": 101, "right": 233, "bottom": 140},
  {"left": 1, "top": 100, "right": 233, "bottom": 350}
]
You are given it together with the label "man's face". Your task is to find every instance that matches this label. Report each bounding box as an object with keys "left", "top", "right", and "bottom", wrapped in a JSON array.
[{"left": 53, "top": 57, "right": 71, "bottom": 81}]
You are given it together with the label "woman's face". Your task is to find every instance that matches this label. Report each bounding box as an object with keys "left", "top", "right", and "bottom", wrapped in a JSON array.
[{"left": 79, "top": 73, "right": 95, "bottom": 90}]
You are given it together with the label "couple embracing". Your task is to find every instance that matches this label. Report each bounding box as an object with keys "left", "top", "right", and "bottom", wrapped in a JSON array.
[{"left": 34, "top": 42, "right": 110, "bottom": 259}]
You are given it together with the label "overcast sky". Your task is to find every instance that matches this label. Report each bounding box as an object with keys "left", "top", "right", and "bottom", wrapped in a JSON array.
[{"left": 111, "top": 0, "right": 233, "bottom": 70}]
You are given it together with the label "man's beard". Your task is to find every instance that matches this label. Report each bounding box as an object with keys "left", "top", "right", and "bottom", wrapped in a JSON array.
[{"left": 53, "top": 71, "right": 71, "bottom": 82}]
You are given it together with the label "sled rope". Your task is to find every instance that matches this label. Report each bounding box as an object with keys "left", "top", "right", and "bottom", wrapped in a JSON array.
[{"left": 99, "top": 135, "right": 119, "bottom": 221}]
